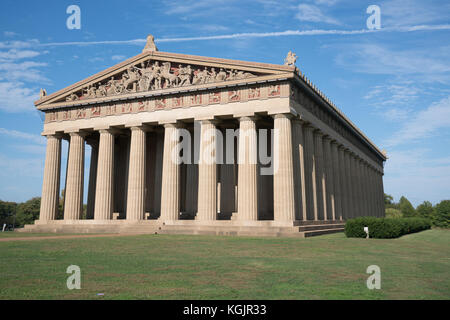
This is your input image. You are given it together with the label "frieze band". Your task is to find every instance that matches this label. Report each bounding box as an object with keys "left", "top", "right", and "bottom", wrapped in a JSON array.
[{"left": 46, "top": 84, "right": 283, "bottom": 123}]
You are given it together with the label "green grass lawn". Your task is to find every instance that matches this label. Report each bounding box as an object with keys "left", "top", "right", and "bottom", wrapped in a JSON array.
[{"left": 0, "top": 229, "right": 449, "bottom": 299}]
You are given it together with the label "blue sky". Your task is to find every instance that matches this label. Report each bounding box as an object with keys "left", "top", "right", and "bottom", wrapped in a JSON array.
[{"left": 0, "top": 0, "right": 449, "bottom": 206}]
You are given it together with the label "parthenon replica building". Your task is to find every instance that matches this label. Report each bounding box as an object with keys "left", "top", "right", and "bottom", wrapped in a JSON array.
[{"left": 23, "top": 35, "right": 386, "bottom": 237}]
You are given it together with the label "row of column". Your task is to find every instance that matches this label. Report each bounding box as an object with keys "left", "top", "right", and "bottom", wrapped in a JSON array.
[{"left": 39, "top": 113, "right": 385, "bottom": 222}]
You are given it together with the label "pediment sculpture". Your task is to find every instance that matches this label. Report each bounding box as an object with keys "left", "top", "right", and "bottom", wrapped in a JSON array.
[{"left": 64, "top": 60, "right": 258, "bottom": 102}]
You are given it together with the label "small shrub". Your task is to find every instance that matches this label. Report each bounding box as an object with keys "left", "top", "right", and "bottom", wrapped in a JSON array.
[{"left": 345, "top": 217, "right": 431, "bottom": 239}]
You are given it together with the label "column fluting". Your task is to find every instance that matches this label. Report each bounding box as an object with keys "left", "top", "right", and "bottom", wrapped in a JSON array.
[
  {"left": 197, "top": 120, "right": 218, "bottom": 221},
  {"left": 160, "top": 123, "right": 180, "bottom": 221},
  {"left": 237, "top": 116, "right": 258, "bottom": 221},
  {"left": 39, "top": 134, "right": 62, "bottom": 221},
  {"left": 273, "top": 114, "right": 295, "bottom": 222},
  {"left": 64, "top": 132, "right": 85, "bottom": 220},
  {"left": 313, "top": 130, "right": 325, "bottom": 220},
  {"left": 303, "top": 125, "right": 315, "bottom": 220},
  {"left": 94, "top": 129, "right": 115, "bottom": 220},
  {"left": 126, "top": 126, "right": 147, "bottom": 220},
  {"left": 322, "top": 137, "right": 334, "bottom": 221}
]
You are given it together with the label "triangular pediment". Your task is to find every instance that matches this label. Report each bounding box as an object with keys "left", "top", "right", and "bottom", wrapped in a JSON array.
[{"left": 35, "top": 51, "right": 294, "bottom": 109}]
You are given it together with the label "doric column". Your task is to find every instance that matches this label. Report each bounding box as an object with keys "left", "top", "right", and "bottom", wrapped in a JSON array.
[
  {"left": 353, "top": 154, "right": 361, "bottom": 218},
  {"left": 358, "top": 159, "right": 369, "bottom": 216},
  {"left": 39, "top": 134, "right": 62, "bottom": 221},
  {"left": 337, "top": 146, "right": 348, "bottom": 220},
  {"left": 373, "top": 169, "right": 379, "bottom": 217},
  {"left": 160, "top": 123, "right": 180, "bottom": 221},
  {"left": 322, "top": 136, "right": 334, "bottom": 221},
  {"left": 313, "top": 130, "right": 326, "bottom": 220},
  {"left": 197, "top": 120, "right": 218, "bottom": 221},
  {"left": 94, "top": 129, "right": 115, "bottom": 220},
  {"left": 358, "top": 159, "right": 366, "bottom": 216},
  {"left": 273, "top": 114, "right": 295, "bottom": 222},
  {"left": 237, "top": 116, "right": 258, "bottom": 221},
  {"left": 356, "top": 159, "right": 364, "bottom": 216},
  {"left": 331, "top": 142, "right": 342, "bottom": 220},
  {"left": 64, "top": 132, "right": 86, "bottom": 220},
  {"left": 362, "top": 162, "right": 370, "bottom": 216},
  {"left": 369, "top": 166, "right": 376, "bottom": 217},
  {"left": 351, "top": 155, "right": 360, "bottom": 218},
  {"left": 377, "top": 169, "right": 384, "bottom": 217},
  {"left": 303, "top": 125, "right": 315, "bottom": 220},
  {"left": 292, "top": 119, "right": 307, "bottom": 221},
  {"left": 126, "top": 126, "right": 147, "bottom": 220},
  {"left": 378, "top": 170, "right": 385, "bottom": 217},
  {"left": 344, "top": 150, "right": 354, "bottom": 219},
  {"left": 86, "top": 139, "right": 98, "bottom": 219}
]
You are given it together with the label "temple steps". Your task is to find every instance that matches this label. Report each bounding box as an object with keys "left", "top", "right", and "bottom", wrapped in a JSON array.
[{"left": 19, "top": 220, "right": 345, "bottom": 238}]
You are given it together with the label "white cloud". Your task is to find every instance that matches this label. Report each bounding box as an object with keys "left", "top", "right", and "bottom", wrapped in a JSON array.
[
  {"left": 381, "top": 0, "right": 450, "bottom": 27},
  {"left": 0, "top": 128, "right": 45, "bottom": 144},
  {"left": 336, "top": 43, "right": 450, "bottom": 77},
  {"left": 0, "top": 153, "right": 44, "bottom": 179},
  {"left": 385, "top": 96, "right": 450, "bottom": 146},
  {"left": 0, "top": 49, "right": 42, "bottom": 61},
  {"left": 164, "top": 0, "right": 230, "bottom": 15},
  {"left": 111, "top": 55, "right": 126, "bottom": 61},
  {"left": 14, "top": 144, "right": 47, "bottom": 154},
  {"left": 0, "top": 39, "right": 40, "bottom": 49},
  {"left": 314, "top": 0, "right": 339, "bottom": 6},
  {"left": 364, "top": 82, "right": 421, "bottom": 121},
  {"left": 0, "top": 60, "right": 48, "bottom": 83},
  {"left": 20, "top": 24, "right": 449, "bottom": 48},
  {"left": 0, "top": 82, "right": 39, "bottom": 112},
  {"left": 3, "top": 31, "right": 18, "bottom": 37},
  {"left": 295, "top": 4, "right": 340, "bottom": 25},
  {"left": 88, "top": 57, "right": 104, "bottom": 63}
]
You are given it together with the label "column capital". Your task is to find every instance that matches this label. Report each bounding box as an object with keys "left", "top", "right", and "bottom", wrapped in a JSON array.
[
  {"left": 313, "top": 128, "right": 324, "bottom": 136},
  {"left": 199, "top": 119, "right": 219, "bottom": 126},
  {"left": 272, "top": 113, "right": 295, "bottom": 120},
  {"left": 128, "top": 125, "right": 152, "bottom": 133},
  {"left": 330, "top": 139, "right": 340, "bottom": 146},
  {"left": 98, "top": 128, "right": 121, "bottom": 135},
  {"left": 69, "top": 131, "right": 89, "bottom": 138},
  {"left": 238, "top": 115, "right": 258, "bottom": 122},
  {"left": 303, "top": 123, "right": 316, "bottom": 132},
  {"left": 322, "top": 135, "right": 332, "bottom": 142},
  {"left": 163, "top": 122, "right": 181, "bottom": 129}
]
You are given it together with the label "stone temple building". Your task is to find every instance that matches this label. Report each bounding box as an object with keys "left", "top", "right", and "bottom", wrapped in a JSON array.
[{"left": 22, "top": 35, "right": 386, "bottom": 237}]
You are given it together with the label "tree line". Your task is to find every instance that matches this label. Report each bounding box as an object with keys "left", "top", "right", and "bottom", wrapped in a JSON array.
[
  {"left": 1, "top": 193, "right": 448, "bottom": 228},
  {"left": 0, "top": 189, "right": 86, "bottom": 228},
  {"left": 384, "top": 194, "right": 449, "bottom": 228}
]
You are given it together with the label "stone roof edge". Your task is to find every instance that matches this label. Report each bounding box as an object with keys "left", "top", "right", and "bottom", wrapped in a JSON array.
[{"left": 292, "top": 74, "right": 387, "bottom": 162}]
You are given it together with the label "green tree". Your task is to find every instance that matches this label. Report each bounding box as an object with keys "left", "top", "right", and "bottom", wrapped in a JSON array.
[
  {"left": 15, "top": 197, "right": 41, "bottom": 227},
  {"left": 0, "top": 200, "right": 17, "bottom": 226},
  {"left": 416, "top": 201, "right": 434, "bottom": 219},
  {"left": 384, "top": 194, "right": 399, "bottom": 209},
  {"left": 399, "top": 196, "right": 416, "bottom": 217},
  {"left": 433, "top": 200, "right": 450, "bottom": 228},
  {"left": 384, "top": 193, "right": 394, "bottom": 205}
]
